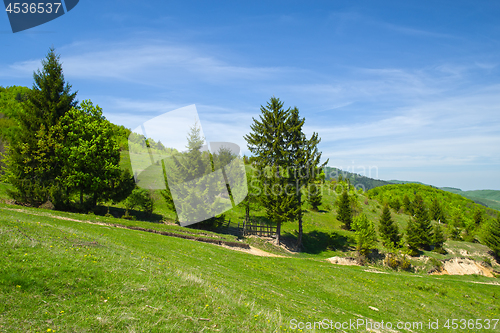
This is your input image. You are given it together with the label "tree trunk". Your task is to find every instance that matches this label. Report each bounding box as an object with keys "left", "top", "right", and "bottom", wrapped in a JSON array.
[
  {"left": 275, "top": 221, "right": 281, "bottom": 245},
  {"left": 245, "top": 200, "right": 250, "bottom": 224},
  {"left": 296, "top": 188, "right": 303, "bottom": 250},
  {"left": 80, "top": 188, "right": 83, "bottom": 206}
]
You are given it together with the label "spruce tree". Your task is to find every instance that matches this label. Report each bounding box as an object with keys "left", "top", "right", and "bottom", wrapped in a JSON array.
[
  {"left": 244, "top": 97, "right": 292, "bottom": 244},
  {"left": 352, "top": 214, "right": 377, "bottom": 256},
  {"left": 432, "top": 224, "right": 446, "bottom": 254},
  {"left": 413, "top": 194, "right": 433, "bottom": 249},
  {"left": 402, "top": 194, "right": 412, "bottom": 214},
  {"left": 379, "top": 204, "right": 401, "bottom": 248},
  {"left": 430, "top": 198, "right": 447, "bottom": 223},
  {"left": 307, "top": 183, "right": 322, "bottom": 211},
  {"left": 484, "top": 215, "right": 500, "bottom": 257},
  {"left": 244, "top": 98, "right": 325, "bottom": 245},
  {"left": 285, "top": 107, "right": 325, "bottom": 249},
  {"left": 405, "top": 217, "right": 420, "bottom": 256},
  {"left": 5, "top": 48, "right": 77, "bottom": 205},
  {"left": 337, "top": 188, "right": 353, "bottom": 230},
  {"left": 162, "top": 121, "right": 225, "bottom": 227}
]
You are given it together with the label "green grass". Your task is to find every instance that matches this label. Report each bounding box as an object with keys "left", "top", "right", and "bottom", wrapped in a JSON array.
[{"left": 1, "top": 206, "right": 499, "bottom": 332}]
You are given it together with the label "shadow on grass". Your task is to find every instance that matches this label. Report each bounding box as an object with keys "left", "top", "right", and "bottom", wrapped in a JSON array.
[
  {"left": 281, "top": 230, "right": 353, "bottom": 254},
  {"left": 93, "top": 205, "right": 164, "bottom": 223}
]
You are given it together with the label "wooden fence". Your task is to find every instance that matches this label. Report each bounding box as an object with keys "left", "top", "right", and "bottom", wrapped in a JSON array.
[{"left": 238, "top": 221, "right": 276, "bottom": 237}]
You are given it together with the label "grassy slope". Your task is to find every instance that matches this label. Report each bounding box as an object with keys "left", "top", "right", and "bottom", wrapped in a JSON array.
[{"left": 1, "top": 205, "right": 499, "bottom": 333}]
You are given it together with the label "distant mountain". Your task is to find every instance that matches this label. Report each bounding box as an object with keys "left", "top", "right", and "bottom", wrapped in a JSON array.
[
  {"left": 324, "top": 166, "right": 392, "bottom": 191},
  {"left": 388, "top": 180, "right": 428, "bottom": 186}
]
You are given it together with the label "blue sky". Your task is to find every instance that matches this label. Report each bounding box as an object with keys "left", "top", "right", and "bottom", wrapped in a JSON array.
[{"left": 1, "top": 0, "right": 500, "bottom": 190}]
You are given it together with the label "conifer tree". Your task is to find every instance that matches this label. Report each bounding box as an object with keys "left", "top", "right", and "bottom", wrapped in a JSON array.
[
  {"left": 5, "top": 48, "right": 77, "bottom": 206},
  {"left": 162, "top": 122, "right": 225, "bottom": 227},
  {"left": 244, "top": 97, "right": 293, "bottom": 244},
  {"left": 432, "top": 224, "right": 446, "bottom": 254},
  {"left": 337, "top": 187, "right": 353, "bottom": 230},
  {"left": 413, "top": 194, "right": 433, "bottom": 249},
  {"left": 378, "top": 204, "right": 401, "bottom": 248},
  {"left": 285, "top": 107, "right": 325, "bottom": 249},
  {"left": 430, "top": 198, "right": 447, "bottom": 223},
  {"left": 405, "top": 217, "right": 420, "bottom": 256},
  {"left": 307, "top": 183, "right": 322, "bottom": 211},
  {"left": 245, "top": 98, "right": 325, "bottom": 245},
  {"left": 402, "top": 194, "right": 412, "bottom": 214},
  {"left": 484, "top": 215, "right": 500, "bottom": 257},
  {"left": 352, "top": 214, "right": 377, "bottom": 256}
]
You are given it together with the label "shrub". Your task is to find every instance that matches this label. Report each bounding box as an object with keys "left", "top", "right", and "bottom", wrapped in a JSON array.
[{"left": 125, "top": 188, "right": 154, "bottom": 216}]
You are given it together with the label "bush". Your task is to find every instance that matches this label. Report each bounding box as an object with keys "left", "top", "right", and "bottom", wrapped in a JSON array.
[
  {"left": 125, "top": 188, "right": 154, "bottom": 216},
  {"left": 384, "top": 252, "right": 412, "bottom": 271}
]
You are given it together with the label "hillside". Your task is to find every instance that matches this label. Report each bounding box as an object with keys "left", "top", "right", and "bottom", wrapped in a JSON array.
[
  {"left": 441, "top": 187, "right": 500, "bottom": 211},
  {"left": 1, "top": 203, "right": 499, "bottom": 332},
  {"left": 324, "top": 166, "right": 392, "bottom": 191}
]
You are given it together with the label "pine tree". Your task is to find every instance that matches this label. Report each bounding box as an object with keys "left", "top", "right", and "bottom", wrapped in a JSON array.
[
  {"left": 162, "top": 121, "right": 225, "bottom": 227},
  {"left": 337, "top": 188, "right": 353, "bottom": 230},
  {"left": 405, "top": 217, "right": 420, "bottom": 256},
  {"left": 430, "top": 198, "right": 447, "bottom": 223},
  {"left": 307, "top": 183, "right": 322, "bottom": 211},
  {"left": 402, "top": 194, "right": 412, "bottom": 214},
  {"left": 378, "top": 204, "right": 401, "bottom": 248},
  {"left": 484, "top": 215, "right": 500, "bottom": 257},
  {"left": 432, "top": 224, "right": 446, "bottom": 254},
  {"left": 413, "top": 194, "right": 433, "bottom": 250},
  {"left": 285, "top": 107, "right": 325, "bottom": 249},
  {"left": 5, "top": 48, "right": 77, "bottom": 206},
  {"left": 352, "top": 214, "right": 377, "bottom": 256},
  {"left": 244, "top": 97, "right": 292, "bottom": 244}
]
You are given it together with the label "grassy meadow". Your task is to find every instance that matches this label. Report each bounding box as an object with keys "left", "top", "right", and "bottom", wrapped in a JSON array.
[{"left": 1, "top": 204, "right": 499, "bottom": 332}]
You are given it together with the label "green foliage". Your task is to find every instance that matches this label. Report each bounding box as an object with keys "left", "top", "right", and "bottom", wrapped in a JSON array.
[
  {"left": 378, "top": 204, "right": 401, "bottom": 248},
  {"left": 413, "top": 194, "right": 433, "bottom": 249},
  {"left": 483, "top": 216, "right": 500, "bottom": 257},
  {"left": 336, "top": 188, "right": 353, "bottom": 230},
  {"left": 402, "top": 194, "right": 412, "bottom": 214},
  {"left": 162, "top": 122, "right": 226, "bottom": 228},
  {"left": 244, "top": 97, "right": 325, "bottom": 245},
  {"left": 307, "top": 183, "right": 322, "bottom": 211},
  {"left": 352, "top": 214, "right": 377, "bottom": 256},
  {"left": 4, "top": 48, "right": 77, "bottom": 206},
  {"left": 125, "top": 188, "right": 154, "bottom": 216},
  {"left": 432, "top": 224, "right": 446, "bottom": 254},
  {"left": 388, "top": 197, "right": 402, "bottom": 212},
  {"left": 54, "top": 100, "right": 122, "bottom": 209},
  {"left": 367, "top": 183, "right": 496, "bottom": 249},
  {"left": 430, "top": 198, "right": 447, "bottom": 223},
  {"left": 405, "top": 217, "right": 420, "bottom": 256}
]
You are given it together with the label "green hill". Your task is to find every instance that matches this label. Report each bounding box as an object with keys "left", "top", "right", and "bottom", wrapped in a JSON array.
[
  {"left": 324, "top": 166, "right": 392, "bottom": 191},
  {"left": 1, "top": 204, "right": 499, "bottom": 332},
  {"left": 441, "top": 187, "right": 500, "bottom": 211},
  {"left": 367, "top": 183, "right": 499, "bottom": 240}
]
